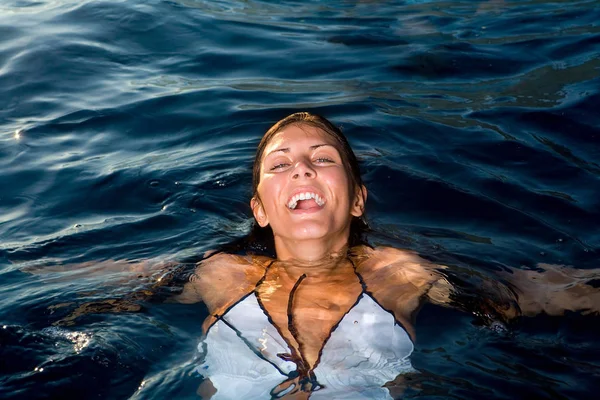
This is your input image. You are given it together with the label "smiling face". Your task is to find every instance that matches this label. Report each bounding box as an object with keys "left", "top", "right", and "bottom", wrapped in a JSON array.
[{"left": 251, "top": 124, "right": 366, "bottom": 253}]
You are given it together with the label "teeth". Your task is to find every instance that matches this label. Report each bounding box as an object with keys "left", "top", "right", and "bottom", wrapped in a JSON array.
[
  {"left": 287, "top": 192, "right": 326, "bottom": 209},
  {"left": 315, "top": 195, "right": 324, "bottom": 206}
]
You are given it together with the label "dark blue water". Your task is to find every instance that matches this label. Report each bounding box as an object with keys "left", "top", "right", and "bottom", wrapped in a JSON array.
[{"left": 1, "top": 0, "right": 599, "bottom": 398}]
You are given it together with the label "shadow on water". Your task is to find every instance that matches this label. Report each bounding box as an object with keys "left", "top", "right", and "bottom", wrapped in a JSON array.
[{"left": 1, "top": 0, "right": 599, "bottom": 398}]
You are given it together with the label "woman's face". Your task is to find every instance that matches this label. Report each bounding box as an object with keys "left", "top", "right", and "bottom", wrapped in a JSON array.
[{"left": 251, "top": 124, "right": 366, "bottom": 244}]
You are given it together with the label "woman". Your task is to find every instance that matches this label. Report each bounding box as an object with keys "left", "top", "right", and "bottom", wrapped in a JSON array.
[{"left": 174, "top": 112, "right": 599, "bottom": 399}]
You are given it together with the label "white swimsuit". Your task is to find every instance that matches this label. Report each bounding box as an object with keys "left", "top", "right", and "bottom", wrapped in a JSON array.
[{"left": 196, "top": 290, "right": 415, "bottom": 399}]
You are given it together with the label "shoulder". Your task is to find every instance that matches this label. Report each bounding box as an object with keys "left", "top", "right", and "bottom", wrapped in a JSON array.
[
  {"left": 195, "top": 252, "right": 273, "bottom": 289},
  {"left": 350, "top": 246, "right": 448, "bottom": 337},
  {"left": 173, "top": 252, "right": 273, "bottom": 307},
  {"left": 351, "top": 245, "right": 441, "bottom": 285}
]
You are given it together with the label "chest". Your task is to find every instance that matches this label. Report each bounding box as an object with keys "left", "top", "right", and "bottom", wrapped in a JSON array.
[{"left": 201, "top": 290, "right": 415, "bottom": 387}]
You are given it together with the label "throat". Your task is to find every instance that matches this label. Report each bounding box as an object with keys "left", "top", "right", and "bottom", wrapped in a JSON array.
[{"left": 274, "top": 253, "right": 353, "bottom": 280}]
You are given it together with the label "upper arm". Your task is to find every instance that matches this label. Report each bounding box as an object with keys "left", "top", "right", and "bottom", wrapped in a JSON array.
[
  {"left": 425, "top": 274, "right": 453, "bottom": 306},
  {"left": 354, "top": 246, "right": 448, "bottom": 311},
  {"left": 172, "top": 253, "right": 269, "bottom": 312},
  {"left": 173, "top": 252, "right": 244, "bottom": 305},
  {"left": 355, "top": 246, "right": 523, "bottom": 324}
]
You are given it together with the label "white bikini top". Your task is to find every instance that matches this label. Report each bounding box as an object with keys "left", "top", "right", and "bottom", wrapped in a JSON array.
[{"left": 196, "top": 290, "right": 415, "bottom": 399}]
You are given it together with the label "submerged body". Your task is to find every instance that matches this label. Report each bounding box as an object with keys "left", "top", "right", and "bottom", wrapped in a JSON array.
[
  {"left": 199, "top": 279, "right": 414, "bottom": 399},
  {"left": 176, "top": 246, "right": 516, "bottom": 398}
]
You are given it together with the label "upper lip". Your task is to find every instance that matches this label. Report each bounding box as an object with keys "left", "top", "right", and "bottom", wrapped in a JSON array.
[{"left": 286, "top": 186, "right": 326, "bottom": 209}]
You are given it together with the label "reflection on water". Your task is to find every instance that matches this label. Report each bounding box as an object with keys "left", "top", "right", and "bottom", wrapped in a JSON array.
[{"left": 41, "top": 327, "right": 92, "bottom": 354}]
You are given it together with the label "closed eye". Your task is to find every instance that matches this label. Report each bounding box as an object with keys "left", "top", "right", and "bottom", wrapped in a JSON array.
[
  {"left": 314, "top": 157, "right": 334, "bottom": 164},
  {"left": 270, "top": 163, "right": 290, "bottom": 171}
]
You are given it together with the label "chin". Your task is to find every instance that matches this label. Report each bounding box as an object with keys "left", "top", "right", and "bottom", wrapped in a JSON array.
[{"left": 280, "top": 222, "right": 331, "bottom": 241}]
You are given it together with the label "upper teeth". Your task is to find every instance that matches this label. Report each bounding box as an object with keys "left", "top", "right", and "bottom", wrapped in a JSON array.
[{"left": 287, "top": 192, "right": 325, "bottom": 209}]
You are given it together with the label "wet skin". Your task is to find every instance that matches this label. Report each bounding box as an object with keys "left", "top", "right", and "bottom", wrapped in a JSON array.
[{"left": 175, "top": 245, "right": 450, "bottom": 372}]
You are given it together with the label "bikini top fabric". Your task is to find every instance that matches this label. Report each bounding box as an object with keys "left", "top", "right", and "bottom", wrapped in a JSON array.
[{"left": 196, "top": 290, "right": 415, "bottom": 399}]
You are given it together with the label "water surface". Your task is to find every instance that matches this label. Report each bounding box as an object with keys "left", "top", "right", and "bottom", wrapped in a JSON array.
[{"left": 1, "top": 0, "right": 599, "bottom": 398}]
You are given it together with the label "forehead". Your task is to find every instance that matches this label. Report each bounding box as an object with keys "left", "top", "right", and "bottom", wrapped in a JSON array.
[{"left": 262, "top": 124, "right": 338, "bottom": 155}]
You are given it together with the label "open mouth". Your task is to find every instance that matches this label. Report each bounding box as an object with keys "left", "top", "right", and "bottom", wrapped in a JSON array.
[{"left": 287, "top": 191, "right": 326, "bottom": 210}]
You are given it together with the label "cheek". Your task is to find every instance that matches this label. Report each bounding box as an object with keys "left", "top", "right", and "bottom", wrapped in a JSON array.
[
  {"left": 257, "top": 177, "right": 282, "bottom": 208},
  {"left": 325, "top": 170, "right": 352, "bottom": 202}
]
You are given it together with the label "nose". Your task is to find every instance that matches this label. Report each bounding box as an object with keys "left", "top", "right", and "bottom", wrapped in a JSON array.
[{"left": 291, "top": 160, "right": 315, "bottom": 180}]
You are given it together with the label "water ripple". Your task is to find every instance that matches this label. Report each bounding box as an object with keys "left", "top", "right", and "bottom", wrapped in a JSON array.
[{"left": 2, "top": 0, "right": 600, "bottom": 398}]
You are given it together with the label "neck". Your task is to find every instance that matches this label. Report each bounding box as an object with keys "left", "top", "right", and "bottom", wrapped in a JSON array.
[
  {"left": 273, "top": 233, "right": 349, "bottom": 264},
  {"left": 272, "top": 243, "right": 351, "bottom": 280}
]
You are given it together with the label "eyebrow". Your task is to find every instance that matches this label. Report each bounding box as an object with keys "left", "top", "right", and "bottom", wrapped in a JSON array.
[{"left": 265, "top": 143, "right": 335, "bottom": 157}]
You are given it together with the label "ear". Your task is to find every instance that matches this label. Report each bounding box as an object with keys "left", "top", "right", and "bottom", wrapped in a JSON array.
[
  {"left": 251, "top": 196, "right": 269, "bottom": 227},
  {"left": 350, "top": 185, "right": 367, "bottom": 217}
]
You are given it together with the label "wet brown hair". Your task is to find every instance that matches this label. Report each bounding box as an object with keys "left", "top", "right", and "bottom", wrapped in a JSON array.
[{"left": 219, "top": 112, "right": 370, "bottom": 258}]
